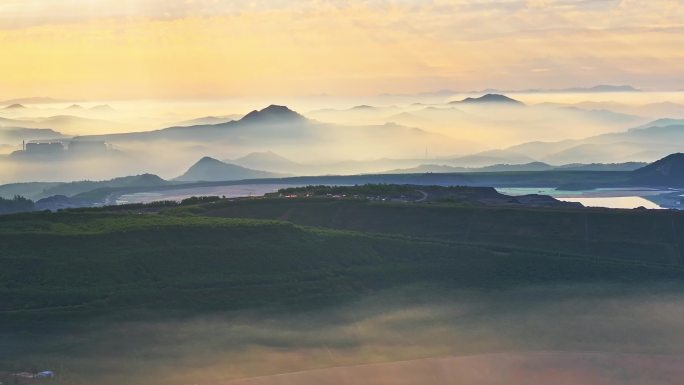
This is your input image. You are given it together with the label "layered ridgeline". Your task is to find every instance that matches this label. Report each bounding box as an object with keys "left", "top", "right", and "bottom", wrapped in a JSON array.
[
  {"left": 75, "top": 104, "right": 442, "bottom": 145},
  {"left": 483, "top": 119, "right": 684, "bottom": 165},
  {"left": 3, "top": 102, "right": 684, "bottom": 181},
  {"left": 0, "top": 174, "right": 168, "bottom": 201},
  {"left": 66, "top": 104, "right": 465, "bottom": 169},
  {"left": 2, "top": 153, "right": 684, "bottom": 211}
]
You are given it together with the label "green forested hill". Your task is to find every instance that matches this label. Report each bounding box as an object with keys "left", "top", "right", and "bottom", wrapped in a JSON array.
[
  {"left": 183, "top": 198, "right": 684, "bottom": 266},
  {"left": 2, "top": 200, "right": 684, "bottom": 329},
  {"left": 3, "top": 199, "right": 684, "bottom": 385}
]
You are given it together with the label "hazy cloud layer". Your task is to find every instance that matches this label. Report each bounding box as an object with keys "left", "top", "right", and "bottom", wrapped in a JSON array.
[
  {"left": 0, "top": 1, "right": 683, "bottom": 99},
  {"left": 7, "top": 284, "right": 684, "bottom": 385}
]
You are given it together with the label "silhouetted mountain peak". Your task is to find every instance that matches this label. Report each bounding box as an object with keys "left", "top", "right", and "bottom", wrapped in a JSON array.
[
  {"left": 176, "top": 156, "right": 279, "bottom": 182},
  {"left": 112, "top": 173, "right": 168, "bottom": 187},
  {"left": 452, "top": 94, "right": 523, "bottom": 105},
  {"left": 4, "top": 103, "right": 26, "bottom": 109},
  {"left": 196, "top": 156, "right": 222, "bottom": 165},
  {"left": 239, "top": 105, "right": 306, "bottom": 124}
]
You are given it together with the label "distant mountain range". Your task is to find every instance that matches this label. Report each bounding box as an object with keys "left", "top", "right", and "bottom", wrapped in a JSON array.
[
  {"left": 0, "top": 173, "right": 168, "bottom": 201},
  {"left": 3, "top": 104, "right": 26, "bottom": 109},
  {"left": 0, "top": 122, "right": 65, "bottom": 143},
  {"left": 89, "top": 104, "right": 115, "bottom": 112},
  {"left": 0, "top": 97, "right": 73, "bottom": 105},
  {"left": 457, "top": 118, "right": 684, "bottom": 166},
  {"left": 175, "top": 156, "right": 282, "bottom": 182},
  {"left": 474, "top": 85, "right": 641, "bottom": 94},
  {"left": 537, "top": 101, "right": 684, "bottom": 119},
  {"left": 172, "top": 115, "right": 242, "bottom": 127},
  {"left": 225, "top": 150, "right": 647, "bottom": 176},
  {"left": 1, "top": 101, "right": 679, "bottom": 179},
  {"left": 76, "top": 105, "right": 317, "bottom": 143},
  {"left": 377, "top": 85, "right": 642, "bottom": 98},
  {"left": 383, "top": 161, "right": 647, "bottom": 174},
  {"left": 0, "top": 115, "right": 125, "bottom": 137},
  {"left": 232, "top": 151, "right": 305, "bottom": 174},
  {"left": 1, "top": 152, "right": 683, "bottom": 211},
  {"left": 73, "top": 105, "right": 460, "bottom": 163}
]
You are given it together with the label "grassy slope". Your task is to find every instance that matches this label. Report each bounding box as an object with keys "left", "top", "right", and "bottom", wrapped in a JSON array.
[
  {"left": 184, "top": 198, "right": 684, "bottom": 266},
  {"left": 1, "top": 200, "right": 684, "bottom": 330},
  {"left": 4, "top": 200, "right": 684, "bottom": 385}
]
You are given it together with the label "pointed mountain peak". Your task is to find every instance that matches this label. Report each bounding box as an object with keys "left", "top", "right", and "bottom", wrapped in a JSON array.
[
  {"left": 197, "top": 156, "right": 222, "bottom": 164},
  {"left": 239, "top": 105, "right": 306, "bottom": 124},
  {"left": 176, "top": 156, "right": 280, "bottom": 182},
  {"left": 452, "top": 94, "right": 523, "bottom": 105},
  {"left": 4, "top": 103, "right": 26, "bottom": 109}
]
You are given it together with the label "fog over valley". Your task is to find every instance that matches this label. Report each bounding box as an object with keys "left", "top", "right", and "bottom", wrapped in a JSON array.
[{"left": 2, "top": 91, "right": 684, "bottom": 183}]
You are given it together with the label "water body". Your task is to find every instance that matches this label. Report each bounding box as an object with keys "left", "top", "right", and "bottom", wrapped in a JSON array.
[
  {"left": 116, "top": 184, "right": 299, "bottom": 204},
  {"left": 496, "top": 187, "right": 677, "bottom": 209},
  {"left": 558, "top": 196, "right": 663, "bottom": 209},
  {"left": 117, "top": 183, "right": 678, "bottom": 210}
]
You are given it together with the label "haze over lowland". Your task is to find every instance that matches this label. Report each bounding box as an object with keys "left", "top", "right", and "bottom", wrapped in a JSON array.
[{"left": 5, "top": 2, "right": 684, "bottom": 385}]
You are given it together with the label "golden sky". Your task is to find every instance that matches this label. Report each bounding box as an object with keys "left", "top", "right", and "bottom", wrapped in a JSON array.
[{"left": 1, "top": 0, "right": 683, "bottom": 99}]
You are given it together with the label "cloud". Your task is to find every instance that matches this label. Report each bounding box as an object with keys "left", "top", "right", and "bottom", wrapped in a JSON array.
[{"left": 0, "top": 0, "right": 683, "bottom": 98}]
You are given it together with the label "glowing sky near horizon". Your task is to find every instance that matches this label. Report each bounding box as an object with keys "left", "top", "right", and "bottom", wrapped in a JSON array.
[{"left": 1, "top": 0, "right": 683, "bottom": 99}]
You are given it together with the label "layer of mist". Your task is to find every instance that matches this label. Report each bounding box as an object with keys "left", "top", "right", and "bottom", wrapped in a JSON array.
[
  {"left": 5, "top": 283, "right": 684, "bottom": 385},
  {"left": 1, "top": 92, "right": 684, "bottom": 182}
]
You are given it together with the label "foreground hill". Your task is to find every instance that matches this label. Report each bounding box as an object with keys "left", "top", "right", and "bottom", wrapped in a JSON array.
[
  {"left": 3, "top": 197, "right": 684, "bottom": 384},
  {"left": 631, "top": 153, "right": 684, "bottom": 186},
  {"left": 3, "top": 198, "right": 684, "bottom": 328}
]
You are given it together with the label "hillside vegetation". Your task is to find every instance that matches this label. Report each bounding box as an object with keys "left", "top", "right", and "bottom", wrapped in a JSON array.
[
  {"left": 2, "top": 198, "right": 684, "bottom": 329},
  {"left": 3, "top": 197, "right": 684, "bottom": 385}
]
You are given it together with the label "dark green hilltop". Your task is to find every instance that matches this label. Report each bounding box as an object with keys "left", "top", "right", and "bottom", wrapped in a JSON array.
[{"left": 2, "top": 185, "right": 684, "bottom": 329}]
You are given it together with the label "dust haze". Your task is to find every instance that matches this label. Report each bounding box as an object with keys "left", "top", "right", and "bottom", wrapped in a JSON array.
[{"left": 6, "top": 283, "right": 684, "bottom": 385}]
